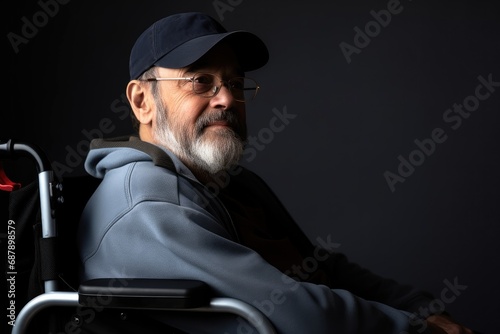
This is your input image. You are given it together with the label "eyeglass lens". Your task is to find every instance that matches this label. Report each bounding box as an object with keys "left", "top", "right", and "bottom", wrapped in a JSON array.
[{"left": 192, "top": 74, "right": 257, "bottom": 101}]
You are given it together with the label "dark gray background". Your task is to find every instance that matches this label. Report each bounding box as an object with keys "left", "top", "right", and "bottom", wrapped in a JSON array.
[{"left": 4, "top": 0, "right": 499, "bottom": 332}]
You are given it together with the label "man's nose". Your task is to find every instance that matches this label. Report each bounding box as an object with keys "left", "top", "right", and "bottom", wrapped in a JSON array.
[{"left": 210, "top": 84, "right": 237, "bottom": 108}]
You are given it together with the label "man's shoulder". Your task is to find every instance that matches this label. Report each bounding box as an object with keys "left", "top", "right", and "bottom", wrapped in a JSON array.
[{"left": 94, "top": 156, "right": 181, "bottom": 207}]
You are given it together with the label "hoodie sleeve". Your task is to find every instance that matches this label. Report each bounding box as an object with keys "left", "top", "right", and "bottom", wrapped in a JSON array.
[
  {"left": 323, "top": 251, "right": 437, "bottom": 316},
  {"left": 235, "top": 166, "right": 438, "bottom": 319}
]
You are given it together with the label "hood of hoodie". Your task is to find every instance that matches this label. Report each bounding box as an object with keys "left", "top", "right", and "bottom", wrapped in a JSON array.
[{"left": 84, "top": 137, "right": 198, "bottom": 183}]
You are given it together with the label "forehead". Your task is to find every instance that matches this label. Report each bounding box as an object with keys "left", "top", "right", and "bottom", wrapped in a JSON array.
[{"left": 185, "top": 43, "right": 243, "bottom": 75}]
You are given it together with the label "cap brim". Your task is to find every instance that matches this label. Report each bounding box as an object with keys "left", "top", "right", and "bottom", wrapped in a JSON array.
[{"left": 153, "top": 31, "right": 268, "bottom": 72}]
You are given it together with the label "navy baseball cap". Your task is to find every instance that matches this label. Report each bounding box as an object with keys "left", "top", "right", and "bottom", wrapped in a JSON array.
[{"left": 129, "top": 12, "right": 269, "bottom": 79}]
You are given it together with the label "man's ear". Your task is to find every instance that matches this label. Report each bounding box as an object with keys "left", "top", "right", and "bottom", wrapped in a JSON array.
[{"left": 126, "top": 80, "right": 154, "bottom": 125}]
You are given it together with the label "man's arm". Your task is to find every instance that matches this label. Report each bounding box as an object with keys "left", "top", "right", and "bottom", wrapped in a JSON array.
[
  {"left": 235, "top": 168, "right": 474, "bottom": 333},
  {"left": 81, "top": 200, "right": 428, "bottom": 333},
  {"left": 322, "top": 251, "right": 433, "bottom": 312},
  {"left": 321, "top": 250, "right": 474, "bottom": 334}
]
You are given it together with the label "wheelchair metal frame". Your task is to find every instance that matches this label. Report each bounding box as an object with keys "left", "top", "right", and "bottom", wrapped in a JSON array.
[{"left": 1, "top": 139, "right": 276, "bottom": 334}]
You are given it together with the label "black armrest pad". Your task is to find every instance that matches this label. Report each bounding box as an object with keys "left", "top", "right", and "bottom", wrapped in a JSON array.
[{"left": 78, "top": 278, "right": 212, "bottom": 309}]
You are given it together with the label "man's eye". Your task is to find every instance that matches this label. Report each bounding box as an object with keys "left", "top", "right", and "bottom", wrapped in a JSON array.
[
  {"left": 230, "top": 79, "right": 245, "bottom": 90},
  {"left": 194, "top": 75, "right": 214, "bottom": 85}
]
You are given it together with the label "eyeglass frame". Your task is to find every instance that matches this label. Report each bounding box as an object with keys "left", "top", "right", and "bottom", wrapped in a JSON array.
[{"left": 143, "top": 73, "right": 260, "bottom": 103}]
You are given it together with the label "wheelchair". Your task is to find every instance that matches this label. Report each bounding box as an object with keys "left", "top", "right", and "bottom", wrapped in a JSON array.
[{"left": 1, "top": 139, "right": 276, "bottom": 334}]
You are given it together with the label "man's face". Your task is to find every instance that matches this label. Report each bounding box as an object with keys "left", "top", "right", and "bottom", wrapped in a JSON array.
[{"left": 151, "top": 44, "right": 247, "bottom": 176}]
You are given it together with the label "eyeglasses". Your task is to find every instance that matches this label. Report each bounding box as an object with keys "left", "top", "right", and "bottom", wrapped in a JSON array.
[{"left": 145, "top": 73, "right": 260, "bottom": 103}]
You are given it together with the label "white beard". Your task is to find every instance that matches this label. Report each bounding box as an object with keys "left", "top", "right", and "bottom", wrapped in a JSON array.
[{"left": 153, "top": 100, "right": 245, "bottom": 175}]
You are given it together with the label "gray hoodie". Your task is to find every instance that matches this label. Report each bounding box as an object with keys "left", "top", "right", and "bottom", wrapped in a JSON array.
[{"left": 78, "top": 137, "right": 434, "bottom": 333}]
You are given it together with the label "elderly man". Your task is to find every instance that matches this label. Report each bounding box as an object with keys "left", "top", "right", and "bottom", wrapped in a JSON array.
[{"left": 78, "top": 12, "right": 473, "bottom": 334}]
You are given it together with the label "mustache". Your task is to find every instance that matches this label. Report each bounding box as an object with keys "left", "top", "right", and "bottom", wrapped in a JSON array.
[{"left": 195, "top": 109, "right": 245, "bottom": 138}]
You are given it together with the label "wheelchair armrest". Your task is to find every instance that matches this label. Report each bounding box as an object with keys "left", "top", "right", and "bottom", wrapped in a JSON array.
[
  {"left": 78, "top": 278, "right": 212, "bottom": 309},
  {"left": 15, "top": 279, "right": 276, "bottom": 334}
]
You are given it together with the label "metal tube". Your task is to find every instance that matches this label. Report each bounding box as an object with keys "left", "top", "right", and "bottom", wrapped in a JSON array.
[
  {"left": 12, "top": 292, "right": 79, "bottom": 334},
  {"left": 194, "top": 297, "right": 277, "bottom": 334}
]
